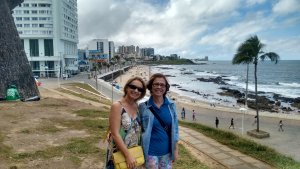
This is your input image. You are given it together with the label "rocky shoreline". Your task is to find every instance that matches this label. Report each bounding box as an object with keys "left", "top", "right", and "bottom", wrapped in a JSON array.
[{"left": 170, "top": 75, "right": 300, "bottom": 114}]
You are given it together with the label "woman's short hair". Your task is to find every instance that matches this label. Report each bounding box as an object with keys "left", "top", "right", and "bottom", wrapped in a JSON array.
[
  {"left": 146, "top": 73, "right": 170, "bottom": 96},
  {"left": 123, "top": 76, "right": 146, "bottom": 100}
]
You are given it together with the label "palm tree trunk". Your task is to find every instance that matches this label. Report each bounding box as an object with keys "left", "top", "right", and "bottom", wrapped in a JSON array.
[
  {"left": 255, "top": 63, "right": 259, "bottom": 132},
  {"left": 245, "top": 64, "right": 249, "bottom": 107}
]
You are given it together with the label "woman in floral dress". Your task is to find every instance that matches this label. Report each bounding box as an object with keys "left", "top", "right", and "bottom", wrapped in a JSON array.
[{"left": 105, "top": 77, "right": 146, "bottom": 169}]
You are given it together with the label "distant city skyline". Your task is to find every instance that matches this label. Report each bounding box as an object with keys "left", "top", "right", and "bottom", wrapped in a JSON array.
[{"left": 78, "top": 0, "right": 300, "bottom": 60}]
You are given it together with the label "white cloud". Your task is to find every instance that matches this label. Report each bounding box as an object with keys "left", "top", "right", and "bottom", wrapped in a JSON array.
[
  {"left": 77, "top": 0, "right": 300, "bottom": 60},
  {"left": 266, "top": 36, "right": 300, "bottom": 60},
  {"left": 273, "top": 0, "right": 300, "bottom": 15},
  {"left": 198, "top": 12, "right": 274, "bottom": 54}
]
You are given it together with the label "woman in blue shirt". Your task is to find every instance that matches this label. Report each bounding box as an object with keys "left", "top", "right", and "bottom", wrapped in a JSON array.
[{"left": 139, "top": 73, "right": 179, "bottom": 169}]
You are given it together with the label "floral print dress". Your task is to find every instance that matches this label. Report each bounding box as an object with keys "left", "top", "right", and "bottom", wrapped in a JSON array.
[{"left": 105, "top": 104, "right": 142, "bottom": 169}]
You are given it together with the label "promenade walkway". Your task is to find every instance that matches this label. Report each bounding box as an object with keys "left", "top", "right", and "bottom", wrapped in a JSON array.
[{"left": 180, "top": 126, "right": 273, "bottom": 169}]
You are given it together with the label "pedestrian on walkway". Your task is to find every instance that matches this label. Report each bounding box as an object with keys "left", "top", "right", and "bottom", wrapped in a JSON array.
[
  {"left": 278, "top": 120, "right": 284, "bottom": 132},
  {"left": 215, "top": 117, "right": 219, "bottom": 128},
  {"left": 252, "top": 115, "right": 257, "bottom": 126},
  {"left": 192, "top": 110, "right": 196, "bottom": 121},
  {"left": 181, "top": 107, "right": 186, "bottom": 120},
  {"left": 229, "top": 118, "right": 234, "bottom": 129}
]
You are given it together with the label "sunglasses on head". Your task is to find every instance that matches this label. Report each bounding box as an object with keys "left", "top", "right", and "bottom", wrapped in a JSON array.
[{"left": 128, "top": 84, "right": 144, "bottom": 93}]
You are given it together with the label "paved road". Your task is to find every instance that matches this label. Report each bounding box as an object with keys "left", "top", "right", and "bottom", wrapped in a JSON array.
[
  {"left": 61, "top": 72, "right": 123, "bottom": 101},
  {"left": 39, "top": 72, "right": 300, "bottom": 162}
]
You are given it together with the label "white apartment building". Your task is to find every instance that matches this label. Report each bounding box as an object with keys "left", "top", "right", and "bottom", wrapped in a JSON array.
[
  {"left": 87, "top": 39, "right": 114, "bottom": 61},
  {"left": 12, "top": 0, "right": 78, "bottom": 78}
]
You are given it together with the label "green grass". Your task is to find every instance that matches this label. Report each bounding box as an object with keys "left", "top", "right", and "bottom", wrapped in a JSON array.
[
  {"left": 64, "top": 82, "right": 112, "bottom": 105},
  {"left": 59, "top": 89, "right": 99, "bottom": 102},
  {"left": 10, "top": 107, "right": 109, "bottom": 162},
  {"left": 174, "top": 144, "right": 209, "bottom": 169},
  {"left": 12, "top": 146, "right": 62, "bottom": 160},
  {"left": 73, "top": 109, "right": 109, "bottom": 118},
  {"left": 59, "top": 88, "right": 112, "bottom": 105},
  {"left": 20, "top": 129, "right": 31, "bottom": 134},
  {"left": 37, "top": 125, "right": 61, "bottom": 133},
  {"left": 179, "top": 121, "right": 300, "bottom": 169},
  {"left": 51, "top": 118, "right": 108, "bottom": 137},
  {"left": 68, "top": 82, "right": 100, "bottom": 95},
  {"left": 0, "top": 132, "right": 12, "bottom": 159},
  {"left": 11, "top": 138, "right": 100, "bottom": 161},
  {"left": 40, "top": 103, "right": 68, "bottom": 107},
  {"left": 65, "top": 139, "right": 99, "bottom": 154}
]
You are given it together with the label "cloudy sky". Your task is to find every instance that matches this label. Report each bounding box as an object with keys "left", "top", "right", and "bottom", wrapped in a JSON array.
[{"left": 77, "top": 0, "right": 300, "bottom": 60}]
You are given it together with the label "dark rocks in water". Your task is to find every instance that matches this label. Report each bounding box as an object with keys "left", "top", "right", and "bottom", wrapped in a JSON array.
[
  {"left": 294, "top": 97, "right": 300, "bottom": 103},
  {"left": 170, "top": 84, "right": 180, "bottom": 87},
  {"left": 181, "top": 71, "right": 194, "bottom": 75},
  {"left": 247, "top": 94, "right": 256, "bottom": 99},
  {"left": 197, "top": 76, "right": 227, "bottom": 85},
  {"left": 247, "top": 96, "right": 274, "bottom": 112},
  {"left": 273, "top": 94, "right": 295, "bottom": 103},
  {"left": 165, "top": 74, "right": 176, "bottom": 77},
  {"left": 272, "top": 95, "right": 300, "bottom": 109},
  {"left": 156, "top": 67, "right": 173, "bottom": 69},
  {"left": 275, "top": 101, "right": 281, "bottom": 106},
  {"left": 237, "top": 98, "right": 245, "bottom": 104},
  {"left": 292, "top": 102, "right": 300, "bottom": 109},
  {"left": 178, "top": 88, "right": 189, "bottom": 92},
  {"left": 281, "top": 107, "right": 293, "bottom": 111},
  {"left": 218, "top": 87, "right": 244, "bottom": 98},
  {"left": 269, "top": 100, "right": 275, "bottom": 104}
]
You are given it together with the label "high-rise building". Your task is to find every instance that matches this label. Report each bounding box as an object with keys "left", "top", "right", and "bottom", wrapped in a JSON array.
[
  {"left": 141, "top": 48, "right": 154, "bottom": 58},
  {"left": 87, "top": 39, "right": 114, "bottom": 62},
  {"left": 12, "top": 0, "right": 79, "bottom": 78},
  {"left": 108, "top": 41, "right": 115, "bottom": 61}
]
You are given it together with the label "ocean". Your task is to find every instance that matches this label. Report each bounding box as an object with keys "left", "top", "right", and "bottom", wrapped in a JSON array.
[{"left": 150, "top": 60, "right": 300, "bottom": 110}]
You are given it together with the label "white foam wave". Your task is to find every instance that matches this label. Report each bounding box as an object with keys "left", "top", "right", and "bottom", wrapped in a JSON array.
[
  {"left": 279, "top": 82, "right": 300, "bottom": 88},
  {"left": 223, "top": 76, "right": 239, "bottom": 81}
]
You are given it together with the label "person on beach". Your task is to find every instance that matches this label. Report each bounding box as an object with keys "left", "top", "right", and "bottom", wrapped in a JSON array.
[
  {"left": 215, "top": 117, "right": 219, "bottom": 128},
  {"left": 252, "top": 115, "right": 257, "bottom": 126},
  {"left": 105, "top": 77, "right": 146, "bottom": 169},
  {"left": 229, "top": 118, "right": 234, "bottom": 129},
  {"left": 181, "top": 107, "right": 186, "bottom": 120},
  {"left": 278, "top": 120, "right": 284, "bottom": 132},
  {"left": 138, "top": 73, "right": 179, "bottom": 169},
  {"left": 192, "top": 110, "right": 196, "bottom": 121}
]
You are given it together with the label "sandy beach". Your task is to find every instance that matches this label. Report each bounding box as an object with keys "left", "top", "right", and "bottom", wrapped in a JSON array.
[{"left": 115, "top": 65, "right": 300, "bottom": 121}]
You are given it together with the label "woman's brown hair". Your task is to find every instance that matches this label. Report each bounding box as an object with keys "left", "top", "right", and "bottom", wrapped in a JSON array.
[
  {"left": 123, "top": 76, "right": 146, "bottom": 100},
  {"left": 146, "top": 73, "right": 170, "bottom": 97}
]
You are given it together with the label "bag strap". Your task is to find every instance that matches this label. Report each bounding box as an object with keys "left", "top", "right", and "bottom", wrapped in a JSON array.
[{"left": 145, "top": 101, "right": 169, "bottom": 133}]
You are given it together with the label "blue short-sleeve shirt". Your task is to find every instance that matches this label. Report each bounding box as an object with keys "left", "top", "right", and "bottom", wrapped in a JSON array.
[{"left": 148, "top": 96, "right": 172, "bottom": 156}]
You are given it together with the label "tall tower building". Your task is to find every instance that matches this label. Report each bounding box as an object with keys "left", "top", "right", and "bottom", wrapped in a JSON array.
[
  {"left": 12, "top": 0, "right": 79, "bottom": 78},
  {"left": 87, "top": 39, "right": 114, "bottom": 62}
]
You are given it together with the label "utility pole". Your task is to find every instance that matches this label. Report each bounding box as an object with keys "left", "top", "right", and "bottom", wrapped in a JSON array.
[{"left": 111, "top": 72, "right": 114, "bottom": 103}]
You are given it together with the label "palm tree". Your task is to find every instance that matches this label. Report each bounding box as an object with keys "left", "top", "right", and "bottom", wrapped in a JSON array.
[{"left": 232, "top": 35, "right": 280, "bottom": 132}]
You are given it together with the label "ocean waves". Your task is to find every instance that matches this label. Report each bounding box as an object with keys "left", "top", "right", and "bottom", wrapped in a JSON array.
[{"left": 151, "top": 61, "right": 300, "bottom": 111}]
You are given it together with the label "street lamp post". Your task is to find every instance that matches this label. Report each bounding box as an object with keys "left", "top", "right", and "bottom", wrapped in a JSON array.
[
  {"left": 239, "top": 108, "right": 247, "bottom": 135},
  {"left": 45, "top": 66, "right": 48, "bottom": 79},
  {"left": 58, "top": 52, "right": 62, "bottom": 87}
]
